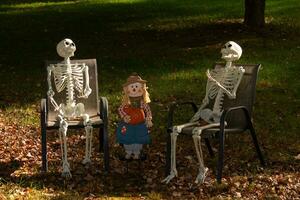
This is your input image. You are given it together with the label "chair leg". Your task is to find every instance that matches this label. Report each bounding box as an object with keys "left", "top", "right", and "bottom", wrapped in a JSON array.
[
  {"left": 99, "top": 127, "right": 104, "bottom": 152},
  {"left": 217, "top": 130, "right": 225, "bottom": 183},
  {"left": 103, "top": 125, "right": 109, "bottom": 172},
  {"left": 41, "top": 123, "right": 48, "bottom": 172},
  {"left": 204, "top": 138, "right": 214, "bottom": 157},
  {"left": 41, "top": 99, "right": 48, "bottom": 173},
  {"left": 248, "top": 123, "right": 265, "bottom": 166},
  {"left": 165, "top": 129, "right": 171, "bottom": 176}
]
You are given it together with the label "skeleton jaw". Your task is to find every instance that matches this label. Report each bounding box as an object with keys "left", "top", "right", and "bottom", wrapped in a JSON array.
[{"left": 221, "top": 53, "right": 239, "bottom": 63}]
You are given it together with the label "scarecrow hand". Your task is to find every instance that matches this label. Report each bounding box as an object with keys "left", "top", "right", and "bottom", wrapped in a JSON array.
[
  {"left": 146, "top": 119, "right": 153, "bottom": 128},
  {"left": 123, "top": 115, "right": 131, "bottom": 123}
]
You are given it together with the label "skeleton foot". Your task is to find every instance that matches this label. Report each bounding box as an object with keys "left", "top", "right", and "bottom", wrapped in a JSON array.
[
  {"left": 81, "top": 158, "right": 92, "bottom": 165},
  {"left": 82, "top": 158, "right": 91, "bottom": 165},
  {"left": 195, "top": 167, "right": 208, "bottom": 184},
  {"left": 62, "top": 161, "right": 72, "bottom": 178},
  {"left": 162, "top": 169, "right": 177, "bottom": 184}
]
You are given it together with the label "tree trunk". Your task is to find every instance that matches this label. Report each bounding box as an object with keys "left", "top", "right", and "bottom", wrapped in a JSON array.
[{"left": 244, "top": 0, "right": 265, "bottom": 28}]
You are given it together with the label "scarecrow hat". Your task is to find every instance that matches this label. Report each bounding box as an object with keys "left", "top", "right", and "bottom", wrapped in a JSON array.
[{"left": 123, "top": 73, "right": 147, "bottom": 87}]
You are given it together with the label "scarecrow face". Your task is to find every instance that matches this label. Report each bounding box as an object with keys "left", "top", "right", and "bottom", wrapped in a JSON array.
[{"left": 126, "top": 82, "right": 144, "bottom": 97}]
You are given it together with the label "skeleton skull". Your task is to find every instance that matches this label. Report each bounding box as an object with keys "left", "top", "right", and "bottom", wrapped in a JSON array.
[
  {"left": 56, "top": 38, "right": 76, "bottom": 59},
  {"left": 221, "top": 41, "right": 242, "bottom": 62}
]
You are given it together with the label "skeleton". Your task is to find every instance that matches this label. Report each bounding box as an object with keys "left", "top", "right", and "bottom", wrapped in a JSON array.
[
  {"left": 163, "top": 41, "right": 245, "bottom": 184},
  {"left": 47, "top": 38, "right": 93, "bottom": 177}
]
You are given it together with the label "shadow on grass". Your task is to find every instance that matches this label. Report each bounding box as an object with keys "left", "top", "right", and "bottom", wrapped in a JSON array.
[{"left": 0, "top": 0, "right": 299, "bottom": 107}]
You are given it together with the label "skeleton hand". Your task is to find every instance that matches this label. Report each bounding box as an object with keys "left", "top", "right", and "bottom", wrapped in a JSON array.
[
  {"left": 146, "top": 119, "right": 153, "bottom": 128},
  {"left": 84, "top": 87, "right": 92, "bottom": 97},
  {"left": 78, "top": 87, "right": 92, "bottom": 98},
  {"left": 123, "top": 115, "right": 131, "bottom": 123},
  {"left": 47, "top": 89, "right": 55, "bottom": 98},
  {"left": 206, "top": 69, "right": 219, "bottom": 84},
  {"left": 206, "top": 69, "right": 222, "bottom": 87}
]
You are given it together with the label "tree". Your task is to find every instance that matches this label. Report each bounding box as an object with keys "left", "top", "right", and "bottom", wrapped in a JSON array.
[{"left": 244, "top": 0, "right": 265, "bottom": 28}]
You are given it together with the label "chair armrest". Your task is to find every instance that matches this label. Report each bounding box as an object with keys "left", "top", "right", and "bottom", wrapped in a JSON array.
[
  {"left": 167, "top": 101, "right": 198, "bottom": 130},
  {"left": 99, "top": 97, "right": 109, "bottom": 125},
  {"left": 40, "top": 98, "right": 47, "bottom": 122},
  {"left": 220, "top": 106, "right": 251, "bottom": 130}
]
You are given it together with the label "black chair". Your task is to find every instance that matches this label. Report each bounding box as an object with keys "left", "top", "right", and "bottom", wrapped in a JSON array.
[
  {"left": 40, "top": 59, "right": 109, "bottom": 173},
  {"left": 165, "top": 63, "right": 265, "bottom": 183}
]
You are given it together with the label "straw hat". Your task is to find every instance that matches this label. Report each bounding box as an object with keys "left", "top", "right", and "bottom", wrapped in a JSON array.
[{"left": 123, "top": 73, "right": 147, "bottom": 87}]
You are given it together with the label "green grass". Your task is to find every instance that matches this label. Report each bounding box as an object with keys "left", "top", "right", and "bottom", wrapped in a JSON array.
[{"left": 0, "top": 0, "right": 299, "bottom": 199}]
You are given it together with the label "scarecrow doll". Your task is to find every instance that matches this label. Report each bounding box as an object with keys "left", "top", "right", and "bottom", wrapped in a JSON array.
[{"left": 116, "top": 74, "right": 153, "bottom": 159}]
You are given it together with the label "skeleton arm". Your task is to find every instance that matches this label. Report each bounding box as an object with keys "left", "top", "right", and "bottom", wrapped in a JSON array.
[
  {"left": 78, "top": 64, "right": 92, "bottom": 98},
  {"left": 230, "top": 67, "right": 245, "bottom": 99},
  {"left": 47, "top": 65, "right": 60, "bottom": 111},
  {"left": 47, "top": 65, "right": 55, "bottom": 97},
  {"left": 206, "top": 68, "right": 244, "bottom": 99}
]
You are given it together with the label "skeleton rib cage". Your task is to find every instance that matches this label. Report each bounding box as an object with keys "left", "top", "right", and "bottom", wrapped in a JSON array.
[
  {"left": 209, "top": 67, "right": 244, "bottom": 111},
  {"left": 51, "top": 63, "right": 87, "bottom": 100},
  {"left": 192, "top": 66, "right": 245, "bottom": 123}
]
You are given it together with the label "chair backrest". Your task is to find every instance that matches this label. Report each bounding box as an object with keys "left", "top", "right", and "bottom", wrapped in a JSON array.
[
  {"left": 213, "top": 63, "right": 261, "bottom": 129},
  {"left": 45, "top": 59, "right": 99, "bottom": 122}
]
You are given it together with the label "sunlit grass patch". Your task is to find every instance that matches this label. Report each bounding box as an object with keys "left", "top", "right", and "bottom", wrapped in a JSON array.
[
  {"left": 0, "top": 181, "right": 85, "bottom": 200},
  {"left": 3, "top": 105, "right": 39, "bottom": 127},
  {"left": 0, "top": 1, "right": 77, "bottom": 9}
]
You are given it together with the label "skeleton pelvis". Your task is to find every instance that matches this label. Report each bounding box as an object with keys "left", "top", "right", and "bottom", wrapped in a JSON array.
[
  {"left": 200, "top": 109, "right": 221, "bottom": 123},
  {"left": 60, "top": 102, "right": 85, "bottom": 119}
]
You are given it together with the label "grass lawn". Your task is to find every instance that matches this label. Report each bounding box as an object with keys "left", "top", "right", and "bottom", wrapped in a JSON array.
[{"left": 0, "top": 0, "right": 299, "bottom": 199}]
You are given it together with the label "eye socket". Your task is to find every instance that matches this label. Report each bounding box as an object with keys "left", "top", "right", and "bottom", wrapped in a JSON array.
[
  {"left": 65, "top": 41, "right": 69, "bottom": 46},
  {"left": 228, "top": 44, "right": 232, "bottom": 48},
  {"left": 71, "top": 43, "right": 75, "bottom": 47}
]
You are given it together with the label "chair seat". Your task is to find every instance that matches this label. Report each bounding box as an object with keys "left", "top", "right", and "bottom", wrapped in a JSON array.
[
  {"left": 180, "top": 126, "right": 246, "bottom": 138},
  {"left": 47, "top": 115, "right": 103, "bottom": 129}
]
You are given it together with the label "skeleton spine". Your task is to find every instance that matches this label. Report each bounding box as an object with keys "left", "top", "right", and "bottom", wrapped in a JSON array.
[
  {"left": 66, "top": 60, "right": 75, "bottom": 105},
  {"left": 213, "top": 76, "right": 226, "bottom": 114}
]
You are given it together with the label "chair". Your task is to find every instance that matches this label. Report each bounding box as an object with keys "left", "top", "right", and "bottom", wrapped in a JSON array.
[
  {"left": 165, "top": 63, "right": 265, "bottom": 183},
  {"left": 40, "top": 59, "right": 109, "bottom": 173}
]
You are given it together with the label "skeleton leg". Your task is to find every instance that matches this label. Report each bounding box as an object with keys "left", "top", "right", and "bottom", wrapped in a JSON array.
[
  {"left": 82, "top": 114, "right": 93, "bottom": 164},
  {"left": 192, "top": 128, "right": 208, "bottom": 184},
  {"left": 162, "top": 122, "right": 199, "bottom": 184},
  {"left": 162, "top": 130, "right": 178, "bottom": 184},
  {"left": 192, "top": 123, "right": 223, "bottom": 184},
  {"left": 58, "top": 115, "right": 72, "bottom": 178}
]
